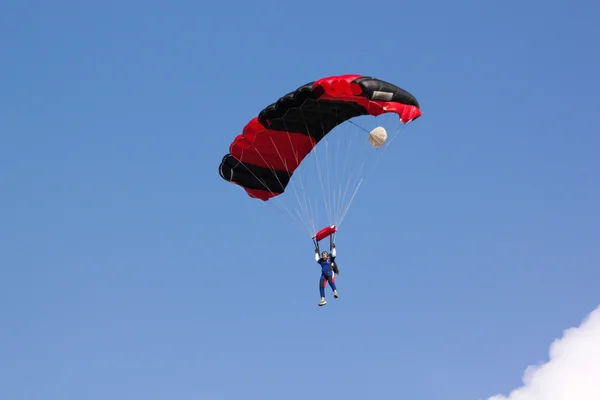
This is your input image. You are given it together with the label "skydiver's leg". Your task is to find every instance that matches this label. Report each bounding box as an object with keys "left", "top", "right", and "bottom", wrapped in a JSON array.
[
  {"left": 326, "top": 274, "right": 339, "bottom": 298},
  {"left": 326, "top": 274, "right": 337, "bottom": 291},
  {"left": 319, "top": 275, "right": 326, "bottom": 298},
  {"left": 319, "top": 275, "right": 327, "bottom": 306}
]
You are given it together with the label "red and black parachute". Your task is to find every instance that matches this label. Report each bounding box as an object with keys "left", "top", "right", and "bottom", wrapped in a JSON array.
[{"left": 218, "top": 74, "right": 421, "bottom": 201}]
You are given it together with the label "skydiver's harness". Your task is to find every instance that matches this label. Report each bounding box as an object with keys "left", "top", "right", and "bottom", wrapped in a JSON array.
[{"left": 313, "top": 232, "right": 339, "bottom": 275}]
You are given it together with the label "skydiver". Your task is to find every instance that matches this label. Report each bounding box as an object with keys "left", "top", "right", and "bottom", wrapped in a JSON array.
[{"left": 315, "top": 243, "right": 339, "bottom": 306}]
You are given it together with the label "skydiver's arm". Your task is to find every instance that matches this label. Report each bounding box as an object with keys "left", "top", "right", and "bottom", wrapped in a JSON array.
[
  {"left": 330, "top": 246, "right": 336, "bottom": 260},
  {"left": 315, "top": 247, "right": 321, "bottom": 263}
]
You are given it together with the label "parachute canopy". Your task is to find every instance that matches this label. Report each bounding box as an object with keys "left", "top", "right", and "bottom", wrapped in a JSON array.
[{"left": 218, "top": 74, "right": 421, "bottom": 201}]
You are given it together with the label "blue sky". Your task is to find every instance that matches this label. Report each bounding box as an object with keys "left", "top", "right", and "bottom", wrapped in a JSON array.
[{"left": 1, "top": 0, "right": 599, "bottom": 399}]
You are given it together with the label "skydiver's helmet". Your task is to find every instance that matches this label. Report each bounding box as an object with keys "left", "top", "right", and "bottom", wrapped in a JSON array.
[{"left": 322, "top": 251, "right": 329, "bottom": 258}]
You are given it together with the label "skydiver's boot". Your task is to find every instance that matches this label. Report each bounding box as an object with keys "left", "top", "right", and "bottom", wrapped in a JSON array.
[
  {"left": 334, "top": 290, "right": 339, "bottom": 298},
  {"left": 319, "top": 298, "right": 327, "bottom": 306}
]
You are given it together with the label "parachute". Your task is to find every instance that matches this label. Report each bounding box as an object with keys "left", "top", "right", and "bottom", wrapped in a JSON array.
[{"left": 219, "top": 74, "right": 421, "bottom": 242}]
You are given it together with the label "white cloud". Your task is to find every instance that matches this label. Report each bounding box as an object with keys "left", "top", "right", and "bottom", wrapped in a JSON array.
[{"left": 488, "top": 305, "right": 600, "bottom": 400}]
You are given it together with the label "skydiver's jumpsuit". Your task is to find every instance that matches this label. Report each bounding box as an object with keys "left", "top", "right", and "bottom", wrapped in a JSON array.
[{"left": 316, "top": 247, "right": 337, "bottom": 298}]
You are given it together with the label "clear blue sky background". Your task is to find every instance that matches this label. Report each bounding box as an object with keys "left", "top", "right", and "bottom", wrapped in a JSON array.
[{"left": 2, "top": 0, "right": 599, "bottom": 399}]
